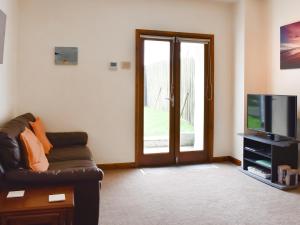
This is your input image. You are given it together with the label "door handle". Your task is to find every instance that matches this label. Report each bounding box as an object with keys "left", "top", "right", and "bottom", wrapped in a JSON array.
[
  {"left": 207, "top": 83, "right": 213, "bottom": 101},
  {"left": 164, "top": 96, "right": 175, "bottom": 107}
]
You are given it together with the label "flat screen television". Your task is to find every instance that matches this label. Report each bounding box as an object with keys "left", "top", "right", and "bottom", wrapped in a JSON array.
[{"left": 247, "top": 94, "right": 297, "bottom": 140}]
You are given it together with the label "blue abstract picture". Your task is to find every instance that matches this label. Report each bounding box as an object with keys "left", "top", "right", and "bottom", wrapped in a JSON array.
[{"left": 55, "top": 47, "right": 78, "bottom": 65}]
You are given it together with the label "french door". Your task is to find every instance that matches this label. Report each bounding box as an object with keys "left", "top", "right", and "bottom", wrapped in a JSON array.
[{"left": 135, "top": 30, "right": 214, "bottom": 166}]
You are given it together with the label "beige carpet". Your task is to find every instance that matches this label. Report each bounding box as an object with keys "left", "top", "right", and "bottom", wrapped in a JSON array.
[{"left": 100, "top": 163, "right": 300, "bottom": 225}]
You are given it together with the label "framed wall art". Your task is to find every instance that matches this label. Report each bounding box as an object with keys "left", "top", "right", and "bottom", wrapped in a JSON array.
[
  {"left": 281, "top": 21, "right": 300, "bottom": 69},
  {"left": 55, "top": 47, "right": 78, "bottom": 65}
]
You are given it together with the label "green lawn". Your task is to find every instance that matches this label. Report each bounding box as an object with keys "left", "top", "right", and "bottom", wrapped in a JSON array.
[
  {"left": 247, "top": 115, "right": 262, "bottom": 129},
  {"left": 144, "top": 107, "right": 194, "bottom": 137}
]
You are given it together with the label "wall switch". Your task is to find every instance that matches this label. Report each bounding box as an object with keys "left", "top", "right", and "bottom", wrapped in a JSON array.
[
  {"left": 109, "top": 62, "right": 118, "bottom": 70},
  {"left": 121, "top": 61, "right": 131, "bottom": 70}
]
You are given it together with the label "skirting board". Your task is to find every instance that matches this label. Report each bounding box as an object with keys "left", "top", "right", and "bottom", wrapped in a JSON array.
[
  {"left": 211, "top": 156, "right": 241, "bottom": 166},
  {"left": 97, "top": 162, "right": 136, "bottom": 170},
  {"left": 228, "top": 156, "right": 242, "bottom": 166},
  {"left": 210, "top": 156, "right": 229, "bottom": 163},
  {"left": 98, "top": 156, "right": 241, "bottom": 170}
]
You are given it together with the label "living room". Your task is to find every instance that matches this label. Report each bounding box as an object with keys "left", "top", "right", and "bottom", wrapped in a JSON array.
[{"left": 0, "top": 0, "right": 300, "bottom": 224}]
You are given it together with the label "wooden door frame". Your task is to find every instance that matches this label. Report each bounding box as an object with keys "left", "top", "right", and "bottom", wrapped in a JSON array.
[{"left": 135, "top": 29, "right": 214, "bottom": 167}]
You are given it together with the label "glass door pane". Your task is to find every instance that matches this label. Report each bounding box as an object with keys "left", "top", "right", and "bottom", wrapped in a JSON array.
[
  {"left": 143, "top": 40, "right": 171, "bottom": 154},
  {"left": 179, "top": 42, "right": 205, "bottom": 152}
]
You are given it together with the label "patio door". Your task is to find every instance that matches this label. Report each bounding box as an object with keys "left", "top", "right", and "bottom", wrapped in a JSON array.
[{"left": 135, "top": 30, "right": 214, "bottom": 166}]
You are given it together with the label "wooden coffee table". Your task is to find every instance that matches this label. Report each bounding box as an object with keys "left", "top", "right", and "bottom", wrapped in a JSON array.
[{"left": 0, "top": 186, "right": 74, "bottom": 225}]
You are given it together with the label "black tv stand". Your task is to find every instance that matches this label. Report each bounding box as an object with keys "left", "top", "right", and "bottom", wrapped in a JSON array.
[
  {"left": 267, "top": 133, "right": 290, "bottom": 142},
  {"left": 240, "top": 134, "right": 299, "bottom": 190},
  {"left": 253, "top": 132, "right": 291, "bottom": 142}
]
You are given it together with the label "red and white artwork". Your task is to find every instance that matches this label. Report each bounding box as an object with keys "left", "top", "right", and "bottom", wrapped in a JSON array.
[{"left": 281, "top": 21, "right": 300, "bottom": 69}]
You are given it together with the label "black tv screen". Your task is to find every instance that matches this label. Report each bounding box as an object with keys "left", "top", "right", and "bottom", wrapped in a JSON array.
[{"left": 247, "top": 94, "right": 297, "bottom": 138}]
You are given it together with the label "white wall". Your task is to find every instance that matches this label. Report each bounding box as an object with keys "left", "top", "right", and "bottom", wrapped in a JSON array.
[
  {"left": 0, "top": 0, "right": 18, "bottom": 125},
  {"left": 232, "top": 0, "right": 245, "bottom": 161},
  {"left": 18, "top": 0, "right": 234, "bottom": 164},
  {"left": 244, "top": 0, "right": 269, "bottom": 95},
  {"left": 267, "top": 0, "right": 300, "bottom": 100},
  {"left": 232, "top": 0, "right": 269, "bottom": 161}
]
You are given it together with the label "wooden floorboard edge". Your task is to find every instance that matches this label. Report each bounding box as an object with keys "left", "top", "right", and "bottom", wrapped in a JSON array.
[
  {"left": 98, "top": 156, "right": 241, "bottom": 170},
  {"left": 97, "top": 162, "right": 136, "bottom": 170}
]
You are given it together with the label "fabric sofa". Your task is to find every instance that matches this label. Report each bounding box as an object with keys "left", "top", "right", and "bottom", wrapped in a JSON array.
[{"left": 0, "top": 113, "right": 104, "bottom": 225}]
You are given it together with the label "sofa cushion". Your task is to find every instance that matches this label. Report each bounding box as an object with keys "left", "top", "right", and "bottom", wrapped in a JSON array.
[
  {"left": 30, "top": 117, "right": 53, "bottom": 154},
  {"left": 19, "top": 127, "right": 49, "bottom": 172},
  {"left": 47, "top": 145, "right": 92, "bottom": 162},
  {"left": 46, "top": 132, "right": 88, "bottom": 148},
  {"left": 5, "top": 160, "right": 103, "bottom": 184},
  {"left": 0, "top": 113, "right": 35, "bottom": 169}
]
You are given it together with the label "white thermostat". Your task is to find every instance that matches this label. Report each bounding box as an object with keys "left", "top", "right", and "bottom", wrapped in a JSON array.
[{"left": 109, "top": 62, "right": 118, "bottom": 70}]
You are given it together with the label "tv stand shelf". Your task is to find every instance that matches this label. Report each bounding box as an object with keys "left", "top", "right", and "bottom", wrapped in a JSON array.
[
  {"left": 243, "top": 134, "right": 298, "bottom": 147},
  {"left": 244, "top": 147, "right": 271, "bottom": 158},
  {"left": 241, "top": 134, "right": 299, "bottom": 190},
  {"left": 244, "top": 157, "right": 271, "bottom": 169},
  {"left": 240, "top": 169, "right": 298, "bottom": 190}
]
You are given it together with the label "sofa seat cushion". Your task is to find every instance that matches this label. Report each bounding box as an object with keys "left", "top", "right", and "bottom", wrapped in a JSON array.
[
  {"left": 46, "top": 132, "right": 88, "bottom": 148},
  {"left": 5, "top": 160, "right": 103, "bottom": 184},
  {"left": 47, "top": 146, "right": 92, "bottom": 162}
]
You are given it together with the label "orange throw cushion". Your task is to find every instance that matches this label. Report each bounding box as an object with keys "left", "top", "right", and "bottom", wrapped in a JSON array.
[
  {"left": 29, "top": 117, "right": 53, "bottom": 154},
  {"left": 20, "top": 127, "right": 49, "bottom": 172}
]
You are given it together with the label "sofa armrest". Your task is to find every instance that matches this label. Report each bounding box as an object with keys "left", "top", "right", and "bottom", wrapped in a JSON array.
[
  {"left": 0, "top": 163, "right": 4, "bottom": 181},
  {"left": 46, "top": 132, "right": 88, "bottom": 148}
]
